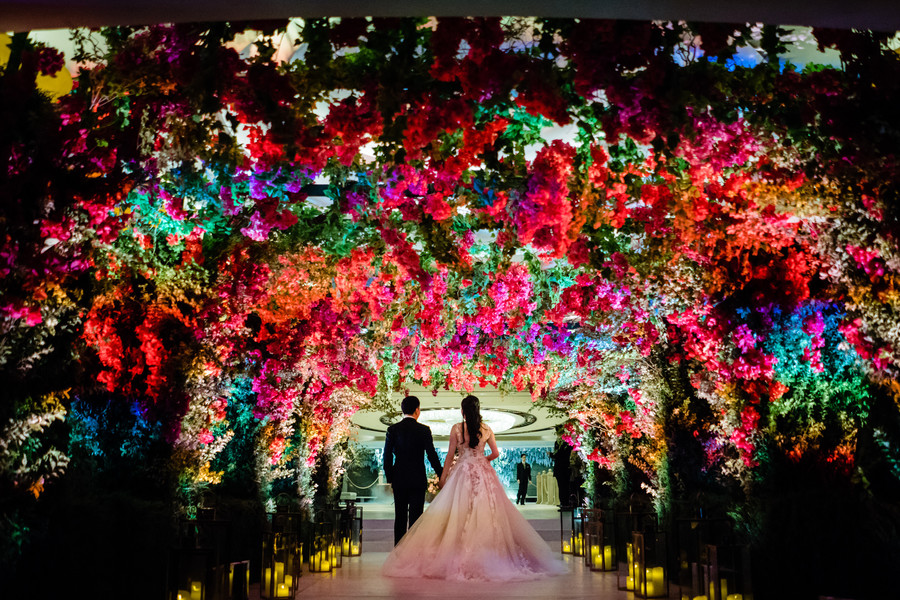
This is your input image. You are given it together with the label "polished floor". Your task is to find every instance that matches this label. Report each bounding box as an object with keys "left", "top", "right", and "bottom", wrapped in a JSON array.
[
  {"left": 284, "top": 501, "right": 628, "bottom": 600},
  {"left": 291, "top": 549, "right": 624, "bottom": 600}
]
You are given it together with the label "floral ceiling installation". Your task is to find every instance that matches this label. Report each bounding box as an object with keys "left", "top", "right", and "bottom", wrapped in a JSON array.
[{"left": 1, "top": 17, "right": 899, "bottom": 535}]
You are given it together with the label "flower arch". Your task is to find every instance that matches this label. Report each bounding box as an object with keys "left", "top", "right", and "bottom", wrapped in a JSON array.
[{"left": 2, "top": 20, "right": 899, "bottom": 570}]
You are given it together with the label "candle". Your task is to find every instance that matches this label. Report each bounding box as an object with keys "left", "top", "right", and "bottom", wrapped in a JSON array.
[
  {"left": 626, "top": 575, "right": 635, "bottom": 590},
  {"left": 276, "top": 583, "right": 289, "bottom": 598},
  {"left": 726, "top": 595, "right": 743, "bottom": 600},
  {"left": 330, "top": 544, "right": 339, "bottom": 568},
  {"left": 562, "top": 541, "right": 571, "bottom": 553},
  {"left": 603, "top": 545, "right": 613, "bottom": 569},
  {"left": 351, "top": 542, "right": 360, "bottom": 555},
  {"left": 274, "top": 561, "right": 284, "bottom": 583},
  {"left": 284, "top": 575, "right": 293, "bottom": 588},
  {"left": 313, "top": 549, "right": 330, "bottom": 572},
  {"left": 189, "top": 580, "right": 202, "bottom": 600},
  {"left": 590, "top": 544, "right": 601, "bottom": 566},
  {"left": 720, "top": 578, "right": 728, "bottom": 599},
  {"left": 264, "top": 567, "right": 272, "bottom": 591},
  {"left": 644, "top": 566, "right": 664, "bottom": 596},
  {"left": 177, "top": 591, "right": 189, "bottom": 600}
]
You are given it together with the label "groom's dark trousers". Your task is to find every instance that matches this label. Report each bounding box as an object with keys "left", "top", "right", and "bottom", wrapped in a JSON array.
[{"left": 383, "top": 416, "right": 443, "bottom": 545}]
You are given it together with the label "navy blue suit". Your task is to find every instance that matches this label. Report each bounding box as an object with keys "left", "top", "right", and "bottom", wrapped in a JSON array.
[{"left": 383, "top": 416, "right": 443, "bottom": 544}]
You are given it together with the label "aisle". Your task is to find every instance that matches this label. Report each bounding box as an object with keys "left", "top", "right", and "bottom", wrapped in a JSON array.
[{"left": 291, "top": 549, "right": 625, "bottom": 600}]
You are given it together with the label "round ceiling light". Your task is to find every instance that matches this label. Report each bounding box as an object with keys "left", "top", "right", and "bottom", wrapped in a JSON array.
[{"left": 417, "top": 408, "right": 518, "bottom": 436}]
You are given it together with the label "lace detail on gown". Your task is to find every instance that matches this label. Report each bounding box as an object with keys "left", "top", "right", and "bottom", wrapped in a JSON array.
[{"left": 382, "top": 423, "right": 566, "bottom": 581}]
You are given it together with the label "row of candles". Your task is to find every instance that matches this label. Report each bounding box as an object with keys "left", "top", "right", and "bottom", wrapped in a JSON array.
[
  {"left": 308, "top": 538, "right": 359, "bottom": 572},
  {"left": 565, "top": 534, "right": 746, "bottom": 600},
  {"left": 263, "top": 562, "right": 296, "bottom": 597},
  {"left": 620, "top": 542, "right": 665, "bottom": 596},
  {"left": 692, "top": 579, "right": 744, "bottom": 600},
  {"left": 563, "top": 509, "right": 750, "bottom": 600}
]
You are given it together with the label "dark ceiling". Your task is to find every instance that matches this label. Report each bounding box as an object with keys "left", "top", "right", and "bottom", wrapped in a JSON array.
[{"left": 2, "top": 0, "right": 900, "bottom": 32}]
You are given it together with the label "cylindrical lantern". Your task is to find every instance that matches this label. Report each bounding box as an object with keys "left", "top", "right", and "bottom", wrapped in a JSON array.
[
  {"left": 584, "top": 509, "right": 616, "bottom": 572},
  {"left": 616, "top": 511, "right": 657, "bottom": 591},
  {"left": 701, "top": 544, "right": 752, "bottom": 600},
  {"left": 260, "top": 531, "right": 301, "bottom": 598},
  {"left": 321, "top": 508, "right": 343, "bottom": 569},
  {"left": 633, "top": 531, "right": 668, "bottom": 599},
  {"left": 168, "top": 517, "right": 230, "bottom": 600},
  {"left": 583, "top": 509, "right": 601, "bottom": 568},
  {"left": 341, "top": 503, "right": 363, "bottom": 557},
  {"left": 674, "top": 518, "right": 732, "bottom": 600},
  {"left": 571, "top": 506, "right": 585, "bottom": 557},
  {"left": 224, "top": 560, "right": 250, "bottom": 600},
  {"left": 169, "top": 548, "right": 213, "bottom": 600},
  {"left": 559, "top": 506, "right": 574, "bottom": 553},
  {"left": 308, "top": 520, "right": 333, "bottom": 573}
]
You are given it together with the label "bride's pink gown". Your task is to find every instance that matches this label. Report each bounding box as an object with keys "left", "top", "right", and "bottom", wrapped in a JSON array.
[{"left": 381, "top": 423, "right": 567, "bottom": 581}]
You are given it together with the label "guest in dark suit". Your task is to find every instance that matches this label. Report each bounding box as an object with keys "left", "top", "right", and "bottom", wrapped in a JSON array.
[
  {"left": 383, "top": 396, "right": 443, "bottom": 545},
  {"left": 516, "top": 453, "right": 531, "bottom": 505}
]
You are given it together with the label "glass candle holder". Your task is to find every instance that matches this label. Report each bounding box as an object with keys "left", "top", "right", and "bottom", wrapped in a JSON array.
[
  {"left": 571, "top": 506, "right": 585, "bottom": 557},
  {"left": 168, "top": 548, "right": 213, "bottom": 600},
  {"left": 224, "top": 560, "right": 250, "bottom": 600},
  {"left": 701, "top": 544, "right": 752, "bottom": 600},
  {"left": 260, "top": 532, "right": 301, "bottom": 598},
  {"left": 341, "top": 503, "right": 363, "bottom": 557},
  {"left": 616, "top": 511, "right": 656, "bottom": 591},
  {"left": 308, "top": 521, "right": 333, "bottom": 574},
  {"left": 559, "top": 506, "right": 574, "bottom": 553},
  {"left": 633, "top": 530, "right": 668, "bottom": 599},
  {"left": 674, "top": 517, "right": 733, "bottom": 600},
  {"left": 584, "top": 510, "right": 616, "bottom": 572},
  {"left": 322, "top": 507, "right": 343, "bottom": 569}
]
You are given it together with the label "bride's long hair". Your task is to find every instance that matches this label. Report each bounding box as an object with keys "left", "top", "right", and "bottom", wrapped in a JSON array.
[{"left": 461, "top": 395, "right": 482, "bottom": 448}]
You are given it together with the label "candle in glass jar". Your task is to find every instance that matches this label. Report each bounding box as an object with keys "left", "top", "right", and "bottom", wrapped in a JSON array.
[
  {"left": 644, "top": 566, "right": 664, "bottom": 596},
  {"left": 316, "top": 550, "right": 330, "bottom": 571},
  {"left": 330, "top": 545, "right": 339, "bottom": 568}
]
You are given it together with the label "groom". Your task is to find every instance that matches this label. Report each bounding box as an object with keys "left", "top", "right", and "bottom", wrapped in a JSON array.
[{"left": 383, "top": 396, "right": 443, "bottom": 545}]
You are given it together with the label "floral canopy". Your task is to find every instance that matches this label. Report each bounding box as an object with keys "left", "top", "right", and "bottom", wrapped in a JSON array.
[{"left": 2, "top": 18, "right": 899, "bottom": 544}]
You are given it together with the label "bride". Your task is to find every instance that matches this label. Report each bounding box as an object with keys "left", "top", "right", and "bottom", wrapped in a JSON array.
[{"left": 381, "top": 395, "right": 567, "bottom": 581}]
